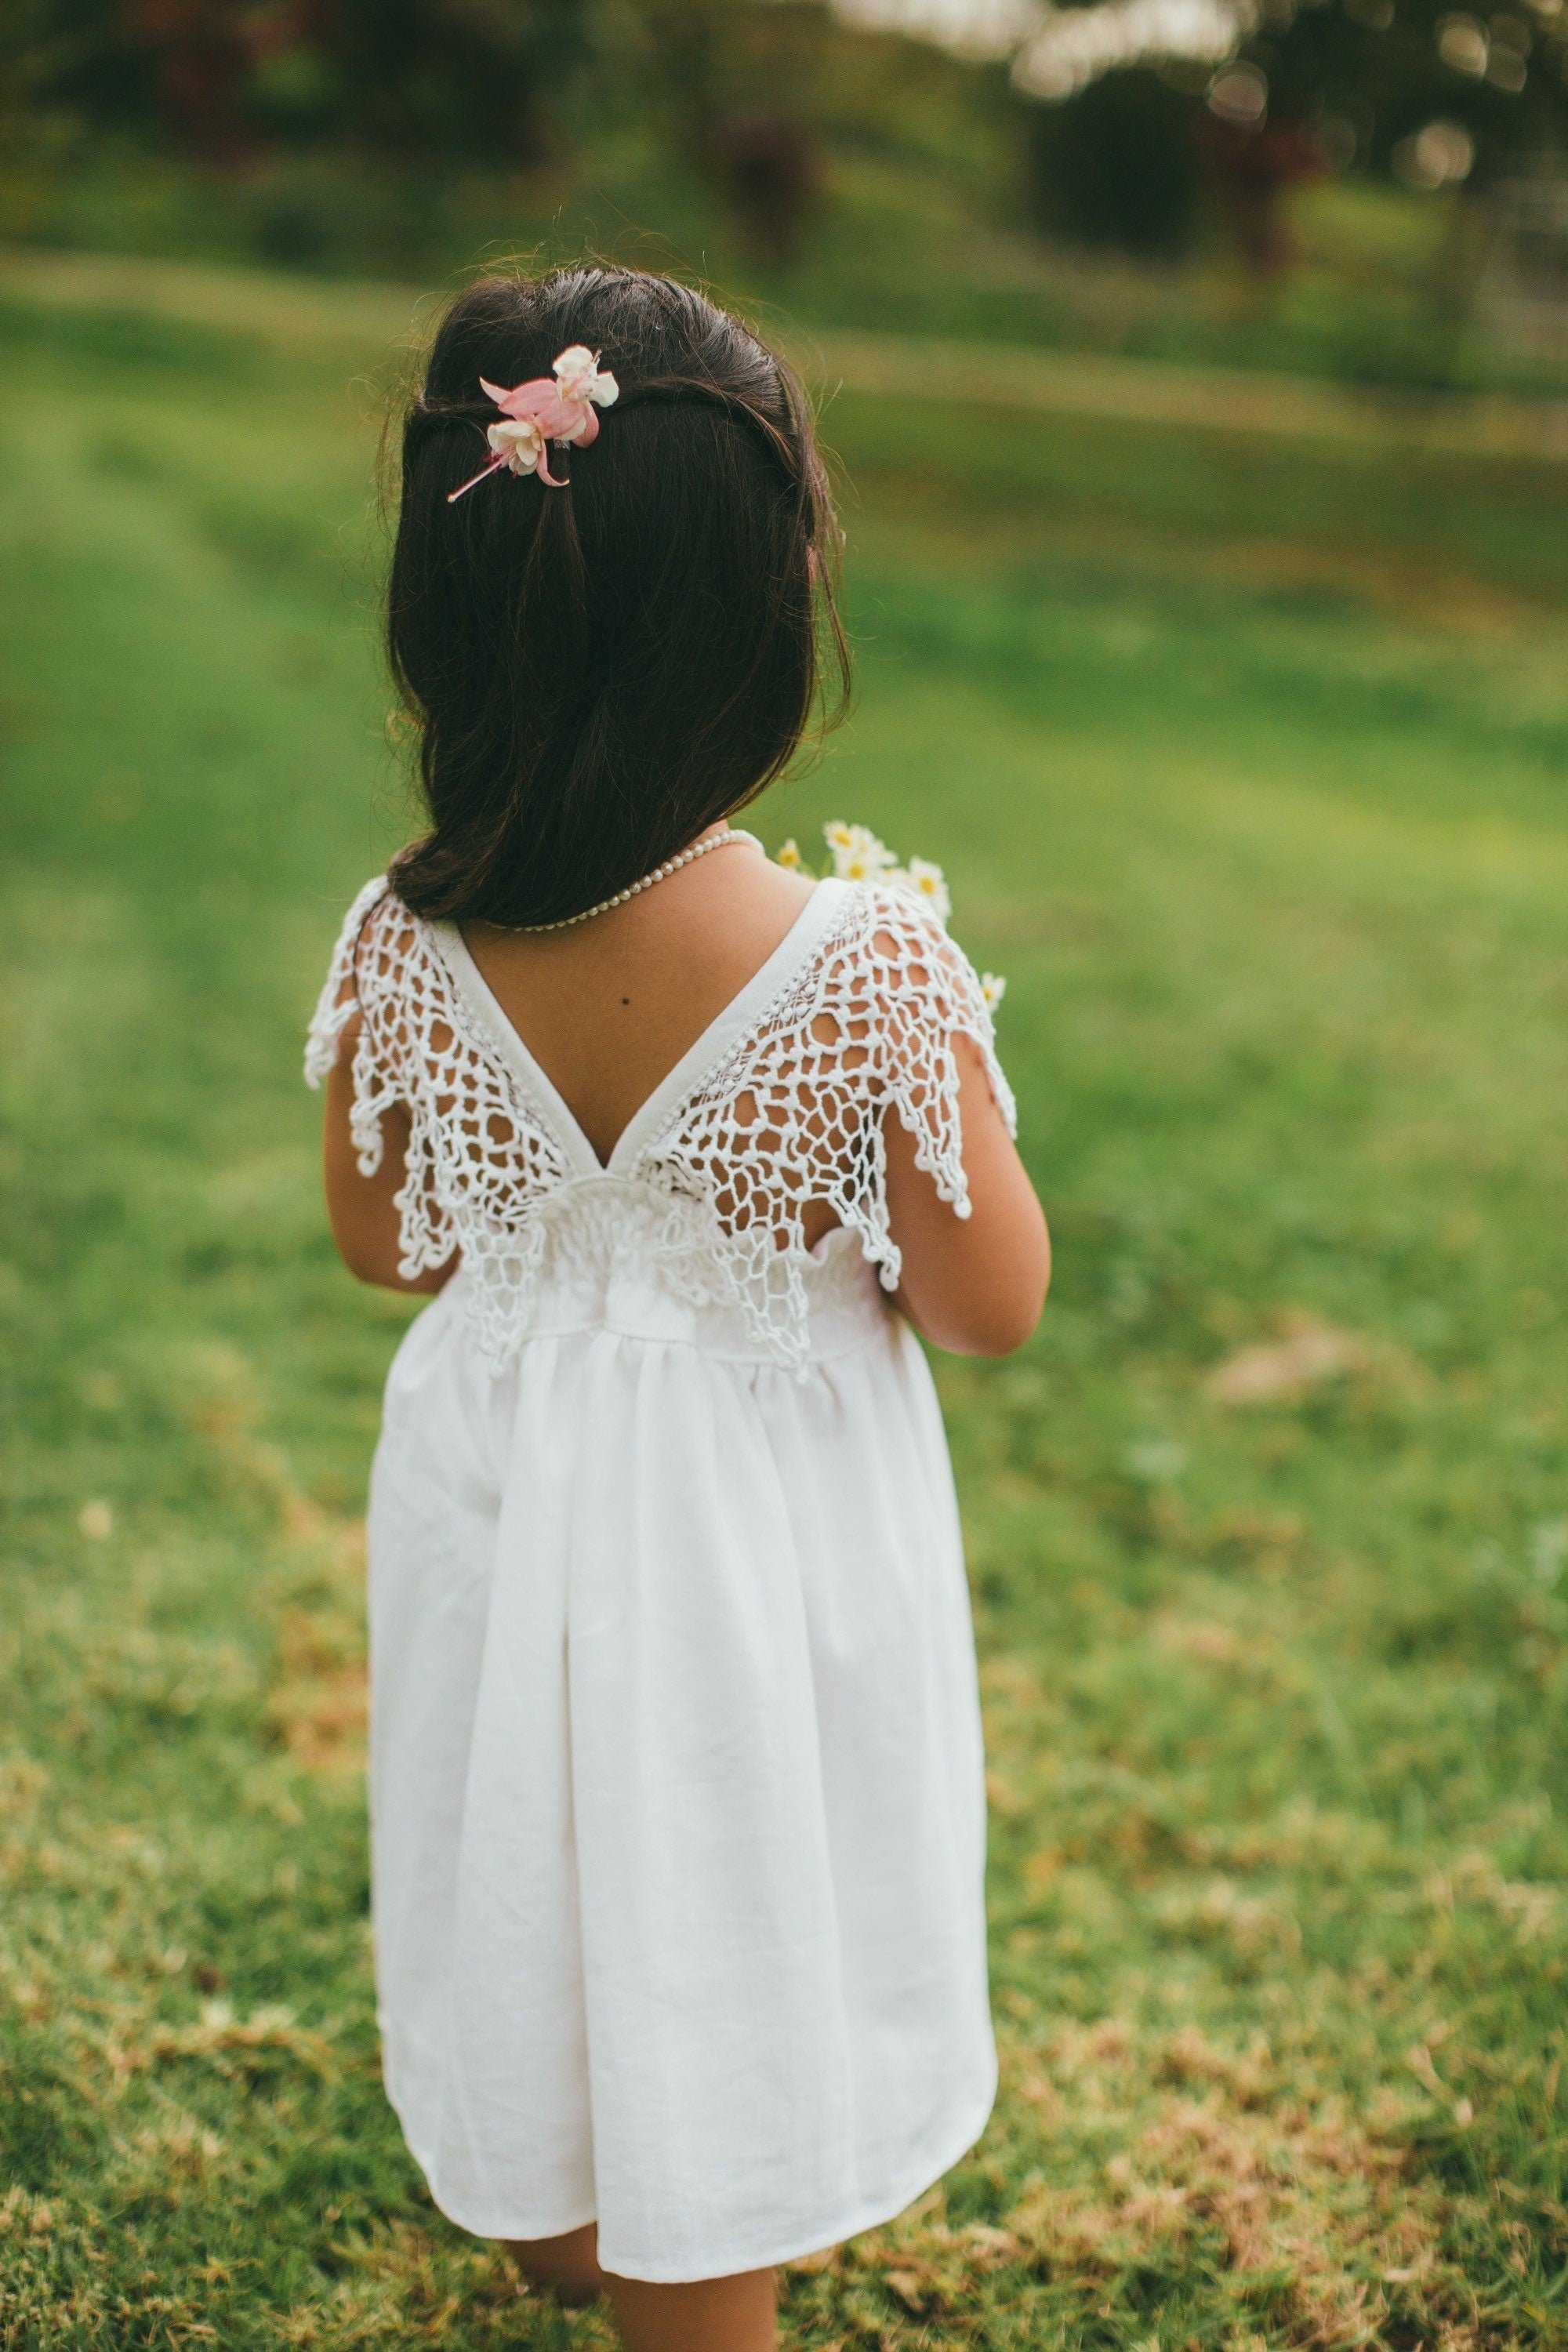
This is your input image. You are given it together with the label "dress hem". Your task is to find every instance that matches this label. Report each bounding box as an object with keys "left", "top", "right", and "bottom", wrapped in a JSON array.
[
  {"left": 386, "top": 2079, "right": 600, "bottom": 2250},
  {"left": 403, "top": 2062, "right": 998, "bottom": 2285}
]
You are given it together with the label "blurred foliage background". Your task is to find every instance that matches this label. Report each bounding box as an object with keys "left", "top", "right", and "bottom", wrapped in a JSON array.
[
  {"left": 5, "top": 5, "right": 1568, "bottom": 2350},
  {"left": 7, "top": 0, "right": 1568, "bottom": 386}
]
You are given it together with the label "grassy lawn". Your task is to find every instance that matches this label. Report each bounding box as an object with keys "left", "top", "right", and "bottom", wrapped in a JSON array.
[{"left": 2, "top": 273, "right": 1567, "bottom": 2350}]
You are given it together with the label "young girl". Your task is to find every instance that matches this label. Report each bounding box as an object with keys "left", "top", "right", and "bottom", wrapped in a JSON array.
[{"left": 306, "top": 267, "right": 1049, "bottom": 2352}]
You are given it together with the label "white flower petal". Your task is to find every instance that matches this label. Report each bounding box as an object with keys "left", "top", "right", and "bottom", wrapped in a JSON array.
[
  {"left": 826, "top": 820, "right": 898, "bottom": 879},
  {"left": 903, "top": 856, "right": 952, "bottom": 922},
  {"left": 488, "top": 418, "right": 544, "bottom": 474},
  {"left": 554, "top": 346, "right": 619, "bottom": 408},
  {"left": 552, "top": 345, "right": 597, "bottom": 391}
]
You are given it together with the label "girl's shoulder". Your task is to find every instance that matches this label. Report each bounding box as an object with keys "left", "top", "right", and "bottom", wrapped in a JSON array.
[
  {"left": 826, "top": 869, "right": 985, "bottom": 991},
  {"left": 680, "top": 869, "right": 1016, "bottom": 1171},
  {"left": 303, "top": 873, "right": 425, "bottom": 1087},
  {"left": 796, "top": 874, "right": 1011, "bottom": 1091}
]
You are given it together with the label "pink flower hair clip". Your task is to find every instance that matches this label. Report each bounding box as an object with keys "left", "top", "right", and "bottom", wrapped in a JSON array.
[{"left": 447, "top": 345, "right": 620, "bottom": 503}]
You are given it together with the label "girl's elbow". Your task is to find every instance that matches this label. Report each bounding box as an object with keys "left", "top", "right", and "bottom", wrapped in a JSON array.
[
  {"left": 963, "top": 1233, "right": 1051, "bottom": 1356},
  {"left": 971, "top": 1242, "right": 1052, "bottom": 1356},
  {"left": 337, "top": 1236, "right": 405, "bottom": 1289},
  {"left": 912, "top": 1267, "right": 1051, "bottom": 1359},
  {"left": 953, "top": 1294, "right": 1047, "bottom": 1358},
  {"left": 328, "top": 1213, "right": 411, "bottom": 1291},
  {"left": 335, "top": 1232, "right": 459, "bottom": 1294}
]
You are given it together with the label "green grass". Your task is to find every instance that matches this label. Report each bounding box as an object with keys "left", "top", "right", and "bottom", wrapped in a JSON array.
[{"left": 3, "top": 274, "right": 1568, "bottom": 2349}]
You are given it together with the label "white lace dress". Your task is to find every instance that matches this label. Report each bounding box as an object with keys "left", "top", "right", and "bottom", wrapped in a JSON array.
[{"left": 305, "top": 872, "right": 1016, "bottom": 2284}]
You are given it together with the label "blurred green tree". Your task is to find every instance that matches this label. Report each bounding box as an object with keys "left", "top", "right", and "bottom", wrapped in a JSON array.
[
  {"left": 1026, "top": 65, "right": 1203, "bottom": 256},
  {"left": 22, "top": 0, "right": 593, "bottom": 166},
  {"left": 1018, "top": 0, "right": 1568, "bottom": 264},
  {"left": 608, "top": 0, "right": 829, "bottom": 260}
]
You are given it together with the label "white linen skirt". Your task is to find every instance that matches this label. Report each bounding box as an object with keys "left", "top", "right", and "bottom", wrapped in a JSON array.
[{"left": 365, "top": 1244, "right": 996, "bottom": 2283}]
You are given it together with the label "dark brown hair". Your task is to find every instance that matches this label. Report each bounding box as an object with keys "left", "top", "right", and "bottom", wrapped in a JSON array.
[{"left": 386, "top": 267, "right": 848, "bottom": 927}]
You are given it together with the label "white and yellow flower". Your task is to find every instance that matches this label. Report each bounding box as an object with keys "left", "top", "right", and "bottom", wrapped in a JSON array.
[
  {"left": 775, "top": 838, "right": 802, "bottom": 870},
  {"left": 824, "top": 820, "right": 896, "bottom": 882},
  {"left": 887, "top": 856, "right": 952, "bottom": 924},
  {"left": 979, "top": 971, "right": 1007, "bottom": 1010}
]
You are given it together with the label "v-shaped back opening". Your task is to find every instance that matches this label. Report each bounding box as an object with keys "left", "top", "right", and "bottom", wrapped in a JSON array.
[{"left": 429, "top": 882, "right": 844, "bottom": 1178}]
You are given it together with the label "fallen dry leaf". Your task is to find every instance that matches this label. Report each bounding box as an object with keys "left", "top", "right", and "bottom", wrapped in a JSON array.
[
  {"left": 1206, "top": 1317, "right": 1366, "bottom": 1406},
  {"left": 883, "top": 2266, "right": 930, "bottom": 2310}
]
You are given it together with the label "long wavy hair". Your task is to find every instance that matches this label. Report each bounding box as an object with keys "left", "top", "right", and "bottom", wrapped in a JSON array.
[{"left": 385, "top": 267, "right": 849, "bottom": 928}]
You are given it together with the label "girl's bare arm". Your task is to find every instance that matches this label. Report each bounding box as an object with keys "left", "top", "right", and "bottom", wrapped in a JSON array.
[
  {"left": 322, "top": 1017, "right": 456, "bottom": 1294},
  {"left": 884, "top": 1034, "right": 1050, "bottom": 1357}
]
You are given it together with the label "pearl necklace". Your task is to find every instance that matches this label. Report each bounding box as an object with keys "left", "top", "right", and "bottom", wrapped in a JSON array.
[{"left": 504, "top": 828, "right": 764, "bottom": 933}]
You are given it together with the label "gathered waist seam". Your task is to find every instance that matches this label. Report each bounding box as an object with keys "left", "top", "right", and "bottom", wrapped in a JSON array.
[{"left": 445, "top": 1304, "right": 893, "bottom": 1369}]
